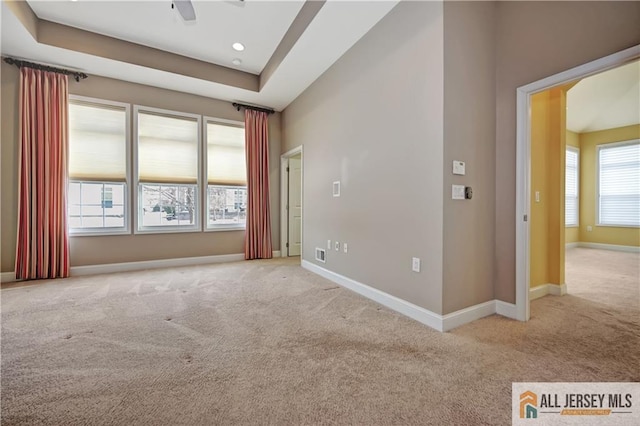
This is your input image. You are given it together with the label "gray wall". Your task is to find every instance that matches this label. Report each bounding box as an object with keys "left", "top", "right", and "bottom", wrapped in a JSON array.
[
  {"left": 283, "top": 1, "right": 445, "bottom": 314},
  {"left": 0, "top": 62, "right": 281, "bottom": 271},
  {"left": 442, "top": 1, "right": 497, "bottom": 314},
  {"left": 283, "top": 0, "right": 640, "bottom": 315},
  {"left": 494, "top": 1, "right": 640, "bottom": 303}
]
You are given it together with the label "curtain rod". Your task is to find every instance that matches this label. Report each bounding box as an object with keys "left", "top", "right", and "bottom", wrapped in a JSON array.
[
  {"left": 232, "top": 102, "right": 275, "bottom": 115},
  {"left": 3, "top": 57, "right": 88, "bottom": 82}
]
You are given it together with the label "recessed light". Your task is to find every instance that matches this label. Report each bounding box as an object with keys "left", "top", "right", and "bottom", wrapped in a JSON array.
[
  {"left": 232, "top": 42, "right": 245, "bottom": 52},
  {"left": 232, "top": 58, "right": 242, "bottom": 66}
]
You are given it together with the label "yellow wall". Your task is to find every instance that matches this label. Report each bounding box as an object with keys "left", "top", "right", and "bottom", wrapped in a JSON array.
[
  {"left": 579, "top": 125, "right": 640, "bottom": 247},
  {"left": 565, "top": 130, "right": 580, "bottom": 244},
  {"left": 529, "top": 88, "right": 566, "bottom": 288}
]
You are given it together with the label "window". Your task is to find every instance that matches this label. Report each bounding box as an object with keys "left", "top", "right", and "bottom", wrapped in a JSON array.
[
  {"left": 565, "top": 147, "right": 579, "bottom": 227},
  {"left": 135, "top": 107, "right": 200, "bottom": 232},
  {"left": 205, "top": 120, "right": 246, "bottom": 229},
  {"left": 68, "top": 97, "right": 129, "bottom": 234},
  {"left": 598, "top": 141, "right": 640, "bottom": 227}
]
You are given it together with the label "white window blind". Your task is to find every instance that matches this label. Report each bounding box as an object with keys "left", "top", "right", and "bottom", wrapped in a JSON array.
[
  {"left": 69, "top": 100, "right": 127, "bottom": 181},
  {"left": 207, "top": 122, "right": 246, "bottom": 186},
  {"left": 598, "top": 141, "right": 640, "bottom": 227},
  {"left": 565, "top": 147, "right": 579, "bottom": 226},
  {"left": 137, "top": 111, "right": 199, "bottom": 184}
]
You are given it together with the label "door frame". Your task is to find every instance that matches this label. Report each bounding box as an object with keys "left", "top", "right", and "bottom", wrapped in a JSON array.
[
  {"left": 280, "top": 146, "right": 304, "bottom": 258},
  {"left": 515, "top": 45, "right": 639, "bottom": 321}
]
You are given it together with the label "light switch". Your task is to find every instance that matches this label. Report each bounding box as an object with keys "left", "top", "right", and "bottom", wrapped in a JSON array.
[
  {"left": 453, "top": 161, "right": 465, "bottom": 175},
  {"left": 452, "top": 185, "right": 465, "bottom": 200},
  {"left": 333, "top": 181, "right": 341, "bottom": 197},
  {"left": 535, "top": 191, "right": 540, "bottom": 203},
  {"left": 412, "top": 257, "right": 421, "bottom": 272}
]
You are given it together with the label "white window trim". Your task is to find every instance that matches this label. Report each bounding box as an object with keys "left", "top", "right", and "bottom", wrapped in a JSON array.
[
  {"left": 68, "top": 95, "right": 132, "bottom": 236},
  {"left": 203, "top": 116, "right": 247, "bottom": 232},
  {"left": 133, "top": 105, "right": 202, "bottom": 234},
  {"left": 565, "top": 146, "right": 580, "bottom": 228},
  {"left": 596, "top": 139, "right": 640, "bottom": 228}
]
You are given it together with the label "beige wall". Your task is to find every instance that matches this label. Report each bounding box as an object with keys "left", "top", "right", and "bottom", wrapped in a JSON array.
[
  {"left": 579, "top": 125, "right": 640, "bottom": 247},
  {"left": 565, "top": 130, "right": 580, "bottom": 244},
  {"left": 442, "top": 1, "right": 496, "bottom": 313},
  {"left": 0, "top": 62, "right": 281, "bottom": 271},
  {"left": 283, "top": 1, "right": 445, "bottom": 314},
  {"left": 494, "top": 1, "right": 640, "bottom": 303}
]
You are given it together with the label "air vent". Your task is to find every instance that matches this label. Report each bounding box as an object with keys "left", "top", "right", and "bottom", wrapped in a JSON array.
[{"left": 315, "top": 248, "right": 326, "bottom": 263}]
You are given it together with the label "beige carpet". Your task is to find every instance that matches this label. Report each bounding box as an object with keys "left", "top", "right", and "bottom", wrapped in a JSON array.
[{"left": 1, "top": 252, "right": 638, "bottom": 425}]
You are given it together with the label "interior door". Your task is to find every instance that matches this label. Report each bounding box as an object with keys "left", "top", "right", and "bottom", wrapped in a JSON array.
[{"left": 287, "top": 156, "right": 302, "bottom": 256}]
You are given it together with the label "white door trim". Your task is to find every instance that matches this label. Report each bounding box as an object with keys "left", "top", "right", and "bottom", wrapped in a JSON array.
[
  {"left": 515, "top": 45, "right": 640, "bottom": 322},
  {"left": 280, "top": 146, "right": 304, "bottom": 258}
]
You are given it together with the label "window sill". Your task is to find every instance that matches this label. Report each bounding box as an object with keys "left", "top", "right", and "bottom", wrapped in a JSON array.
[
  {"left": 70, "top": 229, "right": 130, "bottom": 237},
  {"left": 205, "top": 226, "right": 246, "bottom": 232},
  {"left": 596, "top": 224, "right": 640, "bottom": 229},
  {"left": 135, "top": 227, "right": 201, "bottom": 235}
]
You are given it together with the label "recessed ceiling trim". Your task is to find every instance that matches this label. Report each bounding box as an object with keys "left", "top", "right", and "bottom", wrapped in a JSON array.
[
  {"left": 7, "top": 1, "right": 260, "bottom": 92},
  {"left": 260, "top": 0, "right": 326, "bottom": 90},
  {"left": 4, "top": 0, "right": 38, "bottom": 39}
]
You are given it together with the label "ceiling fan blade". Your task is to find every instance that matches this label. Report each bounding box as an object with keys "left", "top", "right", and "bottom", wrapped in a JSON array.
[{"left": 174, "top": 0, "right": 196, "bottom": 21}]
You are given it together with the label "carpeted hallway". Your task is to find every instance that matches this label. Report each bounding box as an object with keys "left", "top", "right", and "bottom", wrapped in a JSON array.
[{"left": 2, "top": 250, "right": 638, "bottom": 425}]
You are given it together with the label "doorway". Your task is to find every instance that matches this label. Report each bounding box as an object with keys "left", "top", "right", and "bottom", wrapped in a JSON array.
[
  {"left": 280, "top": 146, "right": 303, "bottom": 258},
  {"left": 515, "top": 45, "right": 639, "bottom": 321}
]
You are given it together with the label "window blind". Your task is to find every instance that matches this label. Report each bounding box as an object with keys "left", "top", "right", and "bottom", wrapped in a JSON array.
[
  {"left": 207, "top": 122, "right": 246, "bottom": 186},
  {"left": 565, "top": 147, "right": 579, "bottom": 226},
  {"left": 598, "top": 141, "right": 640, "bottom": 226},
  {"left": 69, "top": 101, "right": 127, "bottom": 181},
  {"left": 137, "top": 111, "right": 198, "bottom": 184}
]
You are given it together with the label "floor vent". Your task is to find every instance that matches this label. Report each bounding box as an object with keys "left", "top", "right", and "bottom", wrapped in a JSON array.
[{"left": 315, "top": 248, "right": 326, "bottom": 263}]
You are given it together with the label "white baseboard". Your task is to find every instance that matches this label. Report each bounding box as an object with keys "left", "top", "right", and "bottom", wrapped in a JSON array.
[
  {"left": 302, "top": 260, "right": 444, "bottom": 331},
  {"left": 530, "top": 284, "right": 549, "bottom": 300},
  {"left": 496, "top": 300, "right": 518, "bottom": 318},
  {"left": 530, "top": 283, "right": 567, "bottom": 300},
  {"left": 272, "top": 251, "right": 281, "bottom": 258},
  {"left": 0, "top": 271, "right": 16, "bottom": 284},
  {"left": 72, "top": 253, "right": 245, "bottom": 277},
  {"left": 441, "top": 300, "right": 496, "bottom": 332},
  {"left": 578, "top": 242, "right": 640, "bottom": 253},
  {"left": 302, "top": 260, "right": 512, "bottom": 332},
  {"left": 565, "top": 242, "right": 580, "bottom": 249},
  {"left": 2, "top": 253, "right": 246, "bottom": 283},
  {"left": 549, "top": 283, "right": 567, "bottom": 296}
]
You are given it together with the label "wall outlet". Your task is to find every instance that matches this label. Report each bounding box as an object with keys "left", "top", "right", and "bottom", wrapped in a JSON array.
[
  {"left": 343, "top": 243, "right": 348, "bottom": 253},
  {"left": 334, "top": 241, "right": 340, "bottom": 251},
  {"left": 587, "top": 225, "right": 593, "bottom": 232},
  {"left": 412, "top": 257, "right": 421, "bottom": 273}
]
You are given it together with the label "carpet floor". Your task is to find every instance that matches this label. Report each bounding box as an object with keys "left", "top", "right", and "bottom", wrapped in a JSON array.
[{"left": 1, "top": 249, "right": 638, "bottom": 425}]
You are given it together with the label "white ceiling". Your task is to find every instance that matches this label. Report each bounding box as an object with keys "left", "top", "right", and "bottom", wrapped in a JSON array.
[
  {"left": 1, "top": 0, "right": 399, "bottom": 111},
  {"left": 567, "top": 60, "right": 640, "bottom": 133},
  {"left": 26, "top": 0, "right": 305, "bottom": 75}
]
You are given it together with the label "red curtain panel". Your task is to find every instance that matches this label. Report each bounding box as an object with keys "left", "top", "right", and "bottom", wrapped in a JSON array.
[
  {"left": 15, "top": 68, "right": 70, "bottom": 279},
  {"left": 244, "top": 109, "right": 273, "bottom": 260}
]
